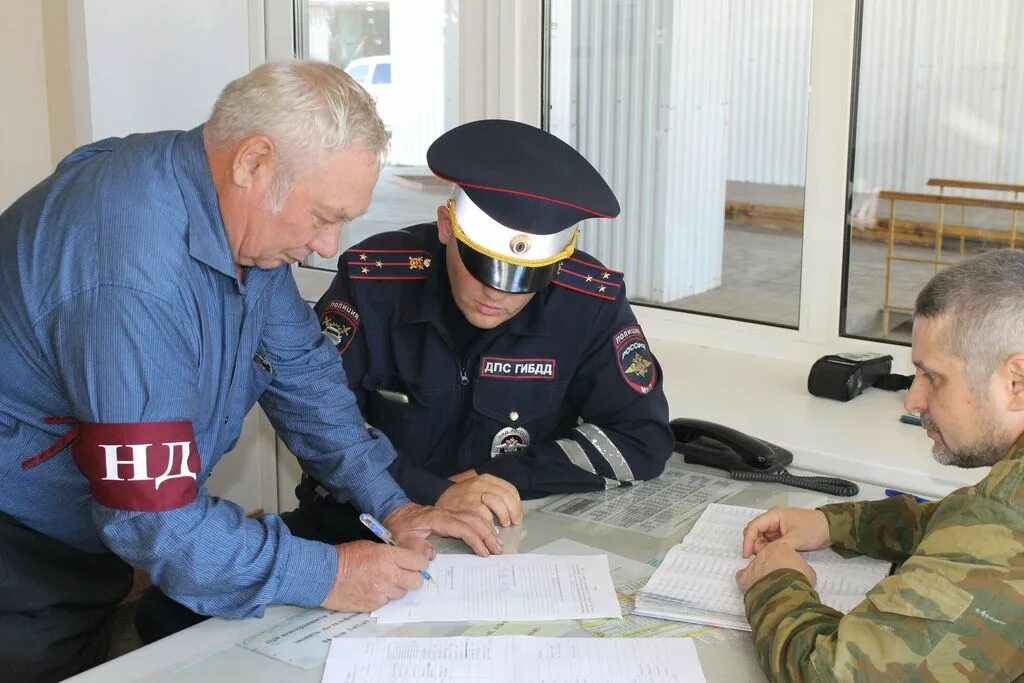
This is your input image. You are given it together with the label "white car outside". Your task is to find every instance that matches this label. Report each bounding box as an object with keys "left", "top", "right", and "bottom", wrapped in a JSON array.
[{"left": 345, "top": 56, "right": 394, "bottom": 132}]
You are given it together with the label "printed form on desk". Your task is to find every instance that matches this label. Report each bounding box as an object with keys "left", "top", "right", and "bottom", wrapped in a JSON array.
[
  {"left": 539, "top": 462, "right": 748, "bottom": 537},
  {"left": 371, "top": 554, "right": 620, "bottom": 624},
  {"left": 321, "top": 636, "right": 706, "bottom": 683},
  {"left": 635, "top": 503, "right": 891, "bottom": 630}
]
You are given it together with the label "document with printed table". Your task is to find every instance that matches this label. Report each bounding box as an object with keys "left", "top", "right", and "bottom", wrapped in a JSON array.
[
  {"left": 371, "top": 553, "right": 620, "bottom": 624},
  {"left": 635, "top": 503, "right": 892, "bottom": 631},
  {"left": 321, "top": 636, "right": 707, "bottom": 683},
  {"left": 540, "top": 462, "right": 748, "bottom": 537}
]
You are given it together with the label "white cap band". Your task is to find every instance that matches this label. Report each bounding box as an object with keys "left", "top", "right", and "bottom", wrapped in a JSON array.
[{"left": 451, "top": 187, "right": 577, "bottom": 266}]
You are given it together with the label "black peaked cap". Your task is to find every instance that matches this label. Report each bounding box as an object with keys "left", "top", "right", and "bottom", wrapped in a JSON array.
[{"left": 427, "top": 119, "right": 620, "bottom": 235}]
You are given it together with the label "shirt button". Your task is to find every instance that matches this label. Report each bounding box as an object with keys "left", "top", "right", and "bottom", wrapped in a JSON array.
[{"left": 509, "top": 411, "right": 519, "bottom": 422}]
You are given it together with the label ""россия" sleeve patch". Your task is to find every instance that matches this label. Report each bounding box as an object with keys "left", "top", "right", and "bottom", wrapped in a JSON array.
[
  {"left": 319, "top": 299, "right": 361, "bottom": 354},
  {"left": 613, "top": 324, "right": 657, "bottom": 394}
]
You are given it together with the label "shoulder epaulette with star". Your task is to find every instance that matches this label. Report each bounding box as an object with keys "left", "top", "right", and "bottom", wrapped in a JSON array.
[
  {"left": 345, "top": 249, "right": 433, "bottom": 280},
  {"left": 552, "top": 256, "right": 624, "bottom": 301}
]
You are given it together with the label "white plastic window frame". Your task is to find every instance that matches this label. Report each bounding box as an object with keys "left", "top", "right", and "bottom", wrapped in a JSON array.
[{"left": 268, "top": 1, "right": 904, "bottom": 372}]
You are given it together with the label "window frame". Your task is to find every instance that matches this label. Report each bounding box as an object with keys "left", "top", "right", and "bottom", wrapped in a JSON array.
[{"left": 272, "top": 0, "right": 910, "bottom": 372}]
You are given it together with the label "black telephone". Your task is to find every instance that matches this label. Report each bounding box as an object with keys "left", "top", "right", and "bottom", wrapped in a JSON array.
[{"left": 670, "top": 417, "right": 859, "bottom": 497}]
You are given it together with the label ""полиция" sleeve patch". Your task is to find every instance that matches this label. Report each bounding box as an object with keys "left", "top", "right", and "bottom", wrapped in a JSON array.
[
  {"left": 613, "top": 324, "right": 657, "bottom": 394},
  {"left": 319, "top": 299, "right": 361, "bottom": 354}
]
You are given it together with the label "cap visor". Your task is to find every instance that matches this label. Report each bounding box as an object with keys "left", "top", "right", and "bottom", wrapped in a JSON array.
[{"left": 457, "top": 242, "right": 561, "bottom": 294}]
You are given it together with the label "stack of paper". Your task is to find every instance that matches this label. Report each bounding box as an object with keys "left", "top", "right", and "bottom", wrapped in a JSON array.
[
  {"left": 371, "top": 553, "right": 621, "bottom": 624},
  {"left": 321, "top": 636, "right": 707, "bottom": 682},
  {"left": 635, "top": 503, "right": 891, "bottom": 631}
]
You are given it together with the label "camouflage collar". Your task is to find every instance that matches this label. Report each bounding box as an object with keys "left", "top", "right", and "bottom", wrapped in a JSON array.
[{"left": 1002, "top": 432, "right": 1024, "bottom": 462}]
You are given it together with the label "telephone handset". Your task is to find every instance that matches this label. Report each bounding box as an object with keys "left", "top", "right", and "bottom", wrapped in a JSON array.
[
  {"left": 670, "top": 417, "right": 859, "bottom": 497},
  {"left": 671, "top": 418, "right": 793, "bottom": 472}
]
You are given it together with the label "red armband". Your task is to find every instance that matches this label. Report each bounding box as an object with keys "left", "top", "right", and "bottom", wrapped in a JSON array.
[{"left": 71, "top": 421, "right": 201, "bottom": 512}]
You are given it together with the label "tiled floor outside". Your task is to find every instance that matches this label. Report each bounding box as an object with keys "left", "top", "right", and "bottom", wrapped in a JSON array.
[{"left": 665, "top": 224, "right": 968, "bottom": 342}]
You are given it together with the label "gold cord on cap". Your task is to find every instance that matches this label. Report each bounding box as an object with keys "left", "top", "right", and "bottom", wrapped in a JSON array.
[{"left": 446, "top": 199, "right": 577, "bottom": 268}]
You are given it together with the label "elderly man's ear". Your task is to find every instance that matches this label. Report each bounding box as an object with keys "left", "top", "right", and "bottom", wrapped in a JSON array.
[
  {"left": 437, "top": 205, "right": 452, "bottom": 245},
  {"left": 231, "top": 135, "right": 276, "bottom": 189}
]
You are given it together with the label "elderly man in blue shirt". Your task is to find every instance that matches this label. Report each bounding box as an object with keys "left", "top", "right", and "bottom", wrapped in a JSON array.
[{"left": 0, "top": 61, "right": 499, "bottom": 681}]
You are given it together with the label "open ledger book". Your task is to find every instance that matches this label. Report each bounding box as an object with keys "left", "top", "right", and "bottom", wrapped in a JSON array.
[{"left": 635, "top": 503, "right": 892, "bottom": 631}]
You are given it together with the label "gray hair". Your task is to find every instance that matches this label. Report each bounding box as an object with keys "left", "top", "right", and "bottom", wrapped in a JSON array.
[
  {"left": 205, "top": 61, "right": 389, "bottom": 210},
  {"left": 914, "top": 248, "right": 1024, "bottom": 390}
]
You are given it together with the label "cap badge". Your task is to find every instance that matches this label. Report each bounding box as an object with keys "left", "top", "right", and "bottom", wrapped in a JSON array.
[
  {"left": 491, "top": 426, "right": 531, "bottom": 458},
  {"left": 510, "top": 235, "right": 532, "bottom": 255}
]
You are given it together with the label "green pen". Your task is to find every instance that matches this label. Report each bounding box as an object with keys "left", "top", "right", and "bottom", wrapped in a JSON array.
[{"left": 899, "top": 413, "right": 922, "bottom": 426}]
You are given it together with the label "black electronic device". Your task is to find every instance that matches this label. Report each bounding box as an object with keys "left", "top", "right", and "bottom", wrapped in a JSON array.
[
  {"left": 670, "top": 417, "right": 859, "bottom": 496},
  {"left": 807, "top": 353, "right": 912, "bottom": 402}
]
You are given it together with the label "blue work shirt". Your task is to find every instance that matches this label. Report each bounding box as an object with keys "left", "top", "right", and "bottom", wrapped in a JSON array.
[{"left": 0, "top": 127, "right": 409, "bottom": 617}]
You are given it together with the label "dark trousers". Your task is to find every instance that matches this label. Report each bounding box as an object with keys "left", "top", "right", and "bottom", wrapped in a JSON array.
[
  {"left": 0, "top": 511, "right": 133, "bottom": 683},
  {"left": 135, "top": 498, "right": 374, "bottom": 644}
]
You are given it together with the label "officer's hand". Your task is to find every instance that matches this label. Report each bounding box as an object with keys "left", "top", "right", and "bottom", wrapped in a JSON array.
[
  {"left": 436, "top": 474, "right": 524, "bottom": 527},
  {"left": 449, "top": 469, "right": 477, "bottom": 483},
  {"left": 320, "top": 540, "right": 427, "bottom": 612},
  {"left": 741, "top": 506, "right": 831, "bottom": 558},
  {"left": 735, "top": 541, "right": 816, "bottom": 593},
  {"left": 384, "top": 502, "right": 502, "bottom": 557}
]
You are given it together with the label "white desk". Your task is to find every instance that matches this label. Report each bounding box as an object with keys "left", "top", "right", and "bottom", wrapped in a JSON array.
[
  {"left": 650, "top": 341, "right": 986, "bottom": 499},
  {"left": 76, "top": 343, "right": 985, "bottom": 681},
  {"left": 73, "top": 461, "right": 898, "bottom": 683}
]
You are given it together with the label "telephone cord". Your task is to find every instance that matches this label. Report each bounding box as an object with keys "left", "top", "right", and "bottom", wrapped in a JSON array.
[{"left": 729, "top": 469, "right": 859, "bottom": 497}]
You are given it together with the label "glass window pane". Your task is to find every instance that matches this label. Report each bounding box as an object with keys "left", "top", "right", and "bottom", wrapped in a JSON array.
[
  {"left": 546, "top": 0, "right": 812, "bottom": 327},
  {"left": 301, "top": 0, "right": 460, "bottom": 272},
  {"left": 844, "top": 0, "right": 1024, "bottom": 342}
]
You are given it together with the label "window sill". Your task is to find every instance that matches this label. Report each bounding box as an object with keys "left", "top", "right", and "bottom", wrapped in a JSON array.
[{"left": 650, "top": 338, "right": 985, "bottom": 500}]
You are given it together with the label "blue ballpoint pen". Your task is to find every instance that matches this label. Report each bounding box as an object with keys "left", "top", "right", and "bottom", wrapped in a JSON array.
[
  {"left": 359, "top": 513, "right": 434, "bottom": 582},
  {"left": 884, "top": 488, "right": 931, "bottom": 503}
]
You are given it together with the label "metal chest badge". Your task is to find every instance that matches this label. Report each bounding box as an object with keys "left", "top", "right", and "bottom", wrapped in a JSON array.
[{"left": 491, "top": 426, "right": 531, "bottom": 458}]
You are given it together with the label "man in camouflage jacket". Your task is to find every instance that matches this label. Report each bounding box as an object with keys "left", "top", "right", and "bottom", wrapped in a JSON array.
[{"left": 736, "top": 249, "right": 1024, "bottom": 682}]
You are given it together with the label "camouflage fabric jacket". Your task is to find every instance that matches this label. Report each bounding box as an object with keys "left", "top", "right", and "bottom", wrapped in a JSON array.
[{"left": 744, "top": 440, "right": 1024, "bottom": 682}]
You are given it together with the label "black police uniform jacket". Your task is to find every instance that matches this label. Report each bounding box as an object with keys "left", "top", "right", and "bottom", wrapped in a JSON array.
[{"left": 314, "top": 224, "right": 673, "bottom": 504}]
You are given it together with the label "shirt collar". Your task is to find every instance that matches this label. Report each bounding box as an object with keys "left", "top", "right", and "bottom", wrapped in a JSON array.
[{"left": 173, "top": 126, "right": 238, "bottom": 282}]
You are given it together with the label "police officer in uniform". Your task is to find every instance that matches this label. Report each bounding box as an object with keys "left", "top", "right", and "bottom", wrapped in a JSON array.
[{"left": 300, "top": 119, "right": 673, "bottom": 531}]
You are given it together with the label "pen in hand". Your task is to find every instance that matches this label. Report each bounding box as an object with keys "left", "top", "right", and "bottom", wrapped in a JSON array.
[{"left": 358, "top": 513, "right": 434, "bottom": 583}]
